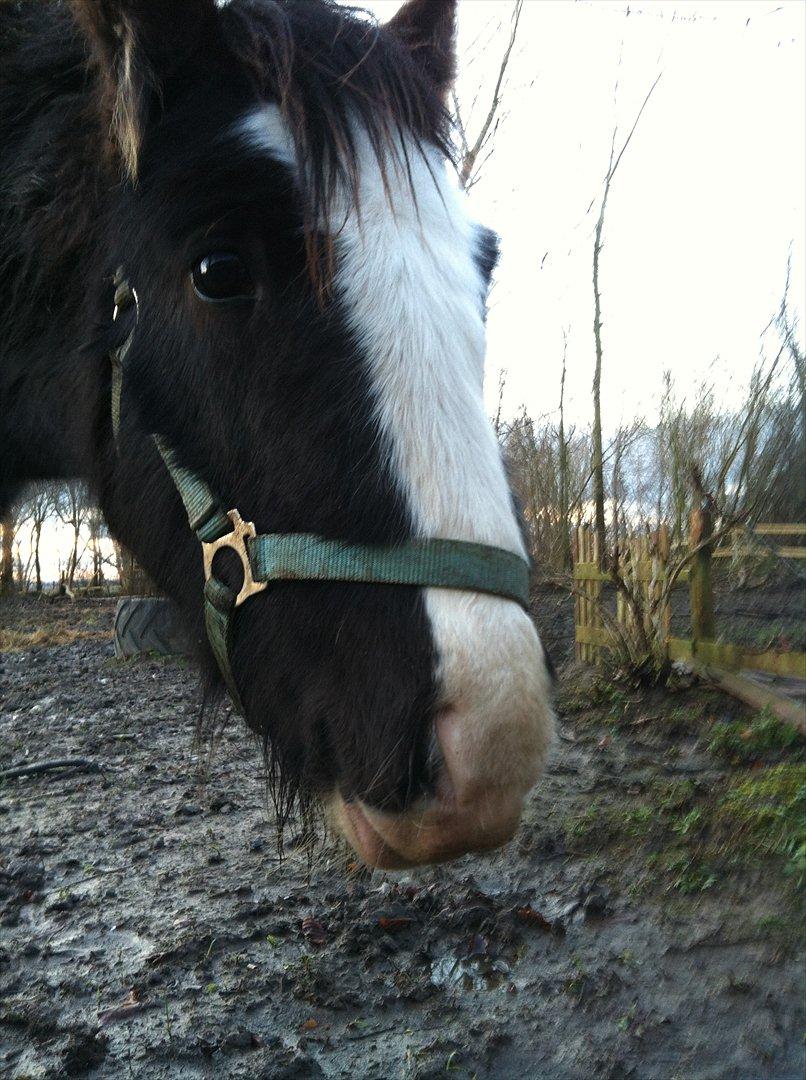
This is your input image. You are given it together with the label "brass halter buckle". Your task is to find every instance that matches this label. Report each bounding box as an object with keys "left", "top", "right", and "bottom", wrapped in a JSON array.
[{"left": 202, "top": 509, "right": 268, "bottom": 608}]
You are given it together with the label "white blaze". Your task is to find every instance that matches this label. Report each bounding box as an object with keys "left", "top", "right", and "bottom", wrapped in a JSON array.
[
  {"left": 332, "top": 131, "right": 553, "bottom": 797},
  {"left": 239, "top": 109, "right": 553, "bottom": 799},
  {"left": 334, "top": 139, "right": 525, "bottom": 557}
]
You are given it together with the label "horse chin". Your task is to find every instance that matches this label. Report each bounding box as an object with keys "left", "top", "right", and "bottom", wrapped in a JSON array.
[
  {"left": 328, "top": 791, "right": 522, "bottom": 870},
  {"left": 330, "top": 799, "right": 419, "bottom": 870}
]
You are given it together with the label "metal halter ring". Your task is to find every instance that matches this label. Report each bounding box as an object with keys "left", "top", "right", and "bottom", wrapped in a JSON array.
[{"left": 201, "top": 509, "right": 268, "bottom": 608}]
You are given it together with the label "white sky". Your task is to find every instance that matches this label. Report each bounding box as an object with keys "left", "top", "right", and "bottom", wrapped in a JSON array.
[
  {"left": 362, "top": 0, "right": 805, "bottom": 426},
  {"left": 16, "top": 0, "right": 806, "bottom": 582}
]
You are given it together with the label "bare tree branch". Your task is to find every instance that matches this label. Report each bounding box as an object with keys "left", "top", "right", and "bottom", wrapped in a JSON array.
[{"left": 455, "top": 0, "right": 524, "bottom": 190}]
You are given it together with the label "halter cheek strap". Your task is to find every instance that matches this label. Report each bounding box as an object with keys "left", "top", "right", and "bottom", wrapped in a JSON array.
[{"left": 109, "top": 274, "right": 531, "bottom": 713}]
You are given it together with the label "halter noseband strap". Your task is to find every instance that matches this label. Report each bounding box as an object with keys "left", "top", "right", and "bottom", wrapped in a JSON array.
[{"left": 109, "top": 273, "right": 531, "bottom": 713}]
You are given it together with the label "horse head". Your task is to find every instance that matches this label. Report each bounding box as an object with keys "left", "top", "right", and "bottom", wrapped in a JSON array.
[{"left": 68, "top": 0, "right": 554, "bottom": 868}]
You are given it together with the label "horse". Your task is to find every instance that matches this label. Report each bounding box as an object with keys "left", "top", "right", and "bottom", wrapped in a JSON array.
[{"left": 0, "top": 0, "right": 554, "bottom": 869}]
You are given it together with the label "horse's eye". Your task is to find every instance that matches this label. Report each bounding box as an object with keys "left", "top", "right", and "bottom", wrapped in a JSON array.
[{"left": 191, "top": 252, "right": 255, "bottom": 302}]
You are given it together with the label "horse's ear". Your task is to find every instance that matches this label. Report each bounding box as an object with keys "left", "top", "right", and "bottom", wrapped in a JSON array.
[
  {"left": 386, "top": 0, "right": 457, "bottom": 99},
  {"left": 69, "top": 0, "right": 215, "bottom": 179}
]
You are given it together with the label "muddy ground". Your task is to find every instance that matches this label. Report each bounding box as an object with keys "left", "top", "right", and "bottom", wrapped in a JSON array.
[{"left": 1, "top": 597, "right": 804, "bottom": 1079}]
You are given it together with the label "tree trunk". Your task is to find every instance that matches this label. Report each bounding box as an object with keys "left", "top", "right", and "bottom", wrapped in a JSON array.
[
  {"left": 34, "top": 521, "right": 42, "bottom": 592},
  {"left": 591, "top": 179, "right": 610, "bottom": 570},
  {"left": 67, "top": 525, "right": 79, "bottom": 589},
  {"left": 87, "top": 508, "right": 103, "bottom": 587},
  {"left": 589, "top": 73, "right": 660, "bottom": 572},
  {"left": 558, "top": 341, "right": 572, "bottom": 570},
  {"left": 1, "top": 514, "right": 15, "bottom": 595}
]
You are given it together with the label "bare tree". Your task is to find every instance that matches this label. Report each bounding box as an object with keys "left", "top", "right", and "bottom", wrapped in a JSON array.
[
  {"left": 88, "top": 506, "right": 106, "bottom": 588},
  {"left": 591, "top": 72, "right": 662, "bottom": 567},
  {"left": 452, "top": 0, "right": 523, "bottom": 191},
  {"left": 55, "top": 481, "right": 91, "bottom": 590},
  {"left": 18, "top": 482, "right": 57, "bottom": 592}
]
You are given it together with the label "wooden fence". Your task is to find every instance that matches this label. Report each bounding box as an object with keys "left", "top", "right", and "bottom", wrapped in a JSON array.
[
  {"left": 573, "top": 515, "right": 806, "bottom": 724},
  {"left": 573, "top": 525, "right": 682, "bottom": 660},
  {"left": 712, "top": 523, "right": 806, "bottom": 561}
]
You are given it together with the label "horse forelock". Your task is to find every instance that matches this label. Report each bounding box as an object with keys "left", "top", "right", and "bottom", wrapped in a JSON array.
[{"left": 215, "top": 0, "right": 453, "bottom": 290}]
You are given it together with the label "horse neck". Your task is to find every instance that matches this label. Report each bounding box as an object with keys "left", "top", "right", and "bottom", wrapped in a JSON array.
[{"left": 0, "top": 13, "right": 110, "bottom": 493}]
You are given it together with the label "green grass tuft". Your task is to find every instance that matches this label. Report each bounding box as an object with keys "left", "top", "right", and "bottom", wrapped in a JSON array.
[
  {"left": 707, "top": 708, "right": 804, "bottom": 765},
  {"left": 713, "top": 763, "right": 806, "bottom": 884}
]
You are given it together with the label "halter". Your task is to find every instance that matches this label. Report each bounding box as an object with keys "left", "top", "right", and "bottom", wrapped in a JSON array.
[{"left": 109, "top": 272, "right": 530, "bottom": 712}]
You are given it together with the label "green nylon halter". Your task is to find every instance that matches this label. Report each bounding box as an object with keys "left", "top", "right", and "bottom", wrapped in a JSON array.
[{"left": 110, "top": 273, "right": 530, "bottom": 712}]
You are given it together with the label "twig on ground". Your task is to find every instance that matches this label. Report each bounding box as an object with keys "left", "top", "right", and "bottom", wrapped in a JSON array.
[{"left": 0, "top": 757, "right": 99, "bottom": 780}]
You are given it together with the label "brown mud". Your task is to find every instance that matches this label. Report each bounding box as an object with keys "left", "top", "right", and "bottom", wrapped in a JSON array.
[{"left": 1, "top": 597, "right": 804, "bottom": 1079}]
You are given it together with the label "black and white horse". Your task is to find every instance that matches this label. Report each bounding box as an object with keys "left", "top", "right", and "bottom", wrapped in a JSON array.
[{"left": 0, "top": 0, "right": 553, "bottom": 868}]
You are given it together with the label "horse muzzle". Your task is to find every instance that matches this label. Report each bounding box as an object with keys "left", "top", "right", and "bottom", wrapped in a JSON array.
[{"left": 331, "top": 700, "right": 550, "bottom": 869}]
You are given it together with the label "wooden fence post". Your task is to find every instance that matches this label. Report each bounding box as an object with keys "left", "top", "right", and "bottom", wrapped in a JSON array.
[
  {"left": 589, "top": 528, "right": 603, "bottom": 664},
  {"left": 689, "top": 507, "right": 715, "bottom": 643},
  {"left": 573, "top": 525, "right": 603, "bottom": 664},
  {"left": 656, "top": 523, "right": 671, "bottom": 646}
]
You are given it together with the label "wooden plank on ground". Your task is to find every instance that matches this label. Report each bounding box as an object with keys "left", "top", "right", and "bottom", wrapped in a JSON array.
[
  {"left": 692, "top": 666, "right": 806, "bottom": 734},
  {"left": 777, "top": 547, "right": 806, "bottom": 559}
]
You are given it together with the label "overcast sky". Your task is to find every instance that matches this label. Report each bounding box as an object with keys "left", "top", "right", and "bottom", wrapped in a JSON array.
[{"left": 360, "top": 0, "right": 805, "bottom": 427}]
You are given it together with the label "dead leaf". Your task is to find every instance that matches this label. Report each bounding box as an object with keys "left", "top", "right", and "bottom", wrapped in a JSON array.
[
  {"left": 515, "top": 906, "right": 553, "bottom": 932},
  {"left": 377, "top": 915, "right": 415, "bottom": 932},
  {"left": 98, "top": 990, "right": 144, "bottom": 1026},
  {"left": 301, "top": 916, "right": 327, "bottom": 946}
]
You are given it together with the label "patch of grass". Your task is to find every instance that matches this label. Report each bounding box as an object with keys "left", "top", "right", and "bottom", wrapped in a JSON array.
[
  {"left": 564, "top": 803, "right": 622, "bottom": 849},
  {"left": 655, "top": 778, "right": 696, "bottom": 813},
  {"left": 564, "top": 778, "right": 699, "bottom": 854},
  {"left": 672, "top": 808, "right": 704, "bottom": 837},
  {"left": 0, "top": 626, "right": 107, "bottom": 650},
  {"left": 564, "top": 763, "right": 805, "bottom": 900},
  {"left": 663, "top": 852, "right": 717, "bottom": 894},
  {"left": 563, "top": 954, "right": 590, "bottom": 1000},
  {"left": 621, "top": 806, "right": 655, "bottom": 837},
  {"left": 707, "top": 709, "right": 804, "bottom": 765},
  {"left": 712, "top": 764, "right": 806, "bottom": 885},
  {"left": 556, "top": 675, "right": 634, "bottom": 719},
  {"left": 754, "top": 914, "right": 790, "bottom": 939},
  {"left": 566, "top": 805, "right": 599, "bottom": 838}
]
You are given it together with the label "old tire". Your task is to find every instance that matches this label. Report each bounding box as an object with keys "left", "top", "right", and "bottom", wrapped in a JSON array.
[{"left": 113, "top": 597, "right": 192, "bottom": 659}]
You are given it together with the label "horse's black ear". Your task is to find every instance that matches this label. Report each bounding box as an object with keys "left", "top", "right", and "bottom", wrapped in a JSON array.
[
  {"left": 386, "top": 0, "right": 457, "bottom": 99},
  {"left": 69, "top": 0, "right": 216, "bottom": 179}
]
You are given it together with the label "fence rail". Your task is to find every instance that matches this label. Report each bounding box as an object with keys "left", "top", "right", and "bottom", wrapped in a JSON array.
[{"left": 711, "top": 522, "right": 806, "bottom": 560}]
